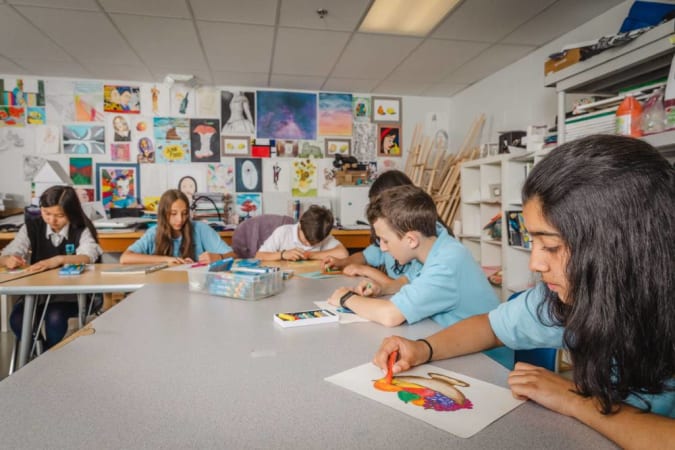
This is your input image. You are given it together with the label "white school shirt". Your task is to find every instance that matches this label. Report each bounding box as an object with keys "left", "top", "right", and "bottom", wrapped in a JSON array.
[
  {"left": 1, "top": 223, "right": 102, "bottom": 263},
  {"left": 258, "top": 223, "right": 340, "bottom": 253}
]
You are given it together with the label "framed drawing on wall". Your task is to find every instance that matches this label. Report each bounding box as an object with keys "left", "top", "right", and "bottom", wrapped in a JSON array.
[
  {"left": 377, "top": 124, "right": 401, "bottom": 157},
  {"left": 95, "top": 162, "right": 140, "bottom": 210},
  {"left": 372, "top": 96, "right": 401, "bottom": 123},
  {"left": 324, "top": 138, "right": 351, "bottom": 157},
  {"left": 221, "top": 136, "right": 250, "bottom": 157}
]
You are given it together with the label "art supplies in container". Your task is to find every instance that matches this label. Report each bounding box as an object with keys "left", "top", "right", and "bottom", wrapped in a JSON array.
[
  {"left": 188, "top": 269, "right": 283, "bottom": 300},
  {"left": 58, "top": 264, "right": 87, "bottom": 276},
  {"left": 100, "top": 262, "right": 168, "bottom": 275},
  {"left": 273, "top": 309, "right": 338, "bottom": 328}
]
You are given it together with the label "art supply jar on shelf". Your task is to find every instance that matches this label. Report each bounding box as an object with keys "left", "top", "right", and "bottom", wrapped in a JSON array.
[{"left": 615, "top": 95, "right": 643, "bottom": 137}]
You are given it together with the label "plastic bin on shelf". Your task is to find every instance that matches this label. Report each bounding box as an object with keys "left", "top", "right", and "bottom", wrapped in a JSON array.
[{"left": 188, "top": 270, "right": 283, "bottom": 300}]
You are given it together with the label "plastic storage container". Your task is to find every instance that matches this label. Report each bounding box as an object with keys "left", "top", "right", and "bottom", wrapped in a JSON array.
[{"left": 188, "top": 270, "right": 283, "bottom": 300}]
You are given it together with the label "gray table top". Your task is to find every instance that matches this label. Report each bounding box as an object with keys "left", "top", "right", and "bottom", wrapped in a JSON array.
[{"left": 0, "top": 276, "right": 616, "bottom": 449}]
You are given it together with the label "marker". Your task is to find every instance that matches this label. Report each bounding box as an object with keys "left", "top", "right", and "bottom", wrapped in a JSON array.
[
  {"left": 278, "top": 313, "right": 296, "bottom": 321},
  {"left": 191, "top": 262, "right": 207, "bottom": 268},
  {"left": 386, "top": 350, "right": 398, "bottom": 384}
]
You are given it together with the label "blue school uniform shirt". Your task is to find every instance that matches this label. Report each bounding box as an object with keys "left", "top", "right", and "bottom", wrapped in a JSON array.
[
  {"left": 362, "top": 222, "right": 447, "bottom": 280},
  {"left": 489, "top": 284, "right": 675, "bottom": 418},
  {"left": 127, "top": 221, "right": 232, "bottom": 257},
  {"left": 390, "top": 227, "right": 499, "bottom": 327}
]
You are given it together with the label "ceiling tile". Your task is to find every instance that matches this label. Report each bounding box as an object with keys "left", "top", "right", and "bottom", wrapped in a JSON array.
[
  {"left": 388, "top": 39, "right": 489, "bottom": 84},
  {"left": 422, "top": 82, "right": 469, "bottom": 97},
  {"left": 190, "top": 0, "right": 278, "bottom": 25},
  {"left": 444, "top": 43, "right": 535, "bottom": 84},
  {"left": 17, "top": 6, "right": 142, "bottom": 64},
  {"left": 198, "top": 21, "right": 274, "bottom": 73},
  {"left": 433, "top": 0, "right": 555, "bottom": 42},
  {"left": 322, "top": 77, "right": 379, "bottom": 93},
  {"left": 332, "top": 33, "right": 422, "bottom": 79},
  {"left": 373, "top": 80, "right": 431, "bottom": 96},
  {"left": 503, "top": 0, "right": 626, "bottom": 45},
  {"left": 270, "top": 74, "right": 325, "bottom": 90},
  {"left": 273, "top": 28, "right": 350, "bottom": 76},
  {"left": 7, "top": 0, "right": 99, "bottom": 10},
  {"left": 12, "top": 58, "right": 91, "bottom": 77},
  {"left": 82, "top": 62, "right": 154, "bottom": 82},
  {"left": 279, "top": 0, "right": 370, "bottom": 31},
  {"left": 212, "top": 71, "right": 269, "bottom": 87},
  {"left": 111, "top": 14, "right": 208, "bottom": 69},
  {"left": 0, "top": 55, "right": 25, "bottom": 74},
  {"left": 0, "top": 5, "right": 73, "bottom": 61},
  {"left": 98, "top": 0, "right": 190, "bottom": 18}
]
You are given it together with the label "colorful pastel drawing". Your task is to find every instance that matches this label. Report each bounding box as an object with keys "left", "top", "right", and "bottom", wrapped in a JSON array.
[
  {"left": 256, "top": 91, "right": 317, "bottom": 140},
  {"left": 319, "top": 93, "right": 353, "bottom": 136},
  {"left": 104, "top": 85, "right": 141, "bottom": 113},
  {"left": 190, "top": 118, "right": 220, "bottom": 162},
  {"left": 26, "top": 107, "right": 46, "bottom": 125},
  {"left": 62, "top": 124, "right": 105, "bottom": 154},
  {"left": 0, "top": 106, "right": 25, "bottom": 127},
  {"left": 374, "top": 372, "right": 473, "bottom": 412},
  {"left": 70, "top": 157, "right": 92, "bottom": 185},
  {"left": 291, "top": 159, "right": 317, "bottom": 197}
]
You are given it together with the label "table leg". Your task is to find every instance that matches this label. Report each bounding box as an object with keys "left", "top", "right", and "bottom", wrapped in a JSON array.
[
  {"left": 77, "top": 294, "right": 86, "bottom": 329},
  {"left": 1, "top": 294, "right": 7, "bottom": 333},
  {"left": 17, "top": 294, "right": 35, "bottom": 369}
]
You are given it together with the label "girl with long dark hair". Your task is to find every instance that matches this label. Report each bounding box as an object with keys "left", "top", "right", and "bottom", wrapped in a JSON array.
[{"left": 373, "top": 135, "right": 674, "bottom": 447}]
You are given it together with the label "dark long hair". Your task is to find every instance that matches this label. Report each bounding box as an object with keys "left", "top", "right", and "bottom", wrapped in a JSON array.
[
  {"left": 155, "top": 189, "right": 194, "bottom": 259},
  {"left": 39, "top": 185, "right": 99, "bottom": 242},
  {"left": 522, "top": 135, "right": 674, "bottom": 414}
]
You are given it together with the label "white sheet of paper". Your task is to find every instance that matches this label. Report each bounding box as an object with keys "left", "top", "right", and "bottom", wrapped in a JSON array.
[
  {"left": 325, "top": 362, "right": 524, "bottom": 438},
  {"left": 314, "top": 300, "right": 369, "bottom": 324}
]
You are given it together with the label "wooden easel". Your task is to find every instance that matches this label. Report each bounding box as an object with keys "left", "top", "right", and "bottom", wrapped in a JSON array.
[{"left": 404, "top": 114, "right": 485, "bottom": 227}]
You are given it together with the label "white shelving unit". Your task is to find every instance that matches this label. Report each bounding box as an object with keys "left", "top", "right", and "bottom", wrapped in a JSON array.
[
  {"left": 461, "top": 20, "right": 675, "bottom": 302},
  {"left": 460, "top": 152, "right": 541, "bottom": 301},
  {"left": 545, "top": 19, "right": 675, "bottom": 151}
]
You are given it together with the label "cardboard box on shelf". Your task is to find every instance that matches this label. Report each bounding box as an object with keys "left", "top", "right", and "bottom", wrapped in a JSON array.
[{"left": 544, "top": 48, "right": 581, "bottom": 76}]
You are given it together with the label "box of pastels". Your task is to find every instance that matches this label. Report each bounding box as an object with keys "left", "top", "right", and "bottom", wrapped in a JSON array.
[{"left": 188, "top": 266, "right": 284, "bottom": 301}]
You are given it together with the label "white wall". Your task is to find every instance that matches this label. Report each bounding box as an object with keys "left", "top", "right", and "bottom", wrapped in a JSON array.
[{"left": 447, "top": 0, "right": 633, "bottom": 151}]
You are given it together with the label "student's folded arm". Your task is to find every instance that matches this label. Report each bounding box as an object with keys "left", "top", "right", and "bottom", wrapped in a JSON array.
[
  {"left": 120, "top": 251, "right": 172, "bottom": 264},
  {"left": 313, "top": 243, "right": 348, "bottom": 259},
  {"left": 255, "top": 250, "right": 281, "bottom": 261},
  {"left": 569, "top": 398, "right": 675, "bottom": 450},
  {"left": 343, "top": 295, "right": 406, "bottom": 327},
  {"left": 379, "top": 276, "right": 408, "bottom": 295},
  {"left": 509, "top": 362, "right": 675, "bottom": 450}
]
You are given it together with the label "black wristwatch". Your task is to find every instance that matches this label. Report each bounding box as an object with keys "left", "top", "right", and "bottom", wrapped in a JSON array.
[{"left": 339, "top": 291, "right": 356, "bottom": 308}]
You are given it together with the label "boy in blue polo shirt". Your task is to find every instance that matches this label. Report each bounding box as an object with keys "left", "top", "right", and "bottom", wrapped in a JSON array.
[{"left": 328, "top": 185, "right": 498, "bottom": 327}]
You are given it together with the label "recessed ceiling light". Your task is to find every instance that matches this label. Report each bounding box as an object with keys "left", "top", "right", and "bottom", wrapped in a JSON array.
[{"left": 359, "top": 0, "right": 461, "bottom": 37}]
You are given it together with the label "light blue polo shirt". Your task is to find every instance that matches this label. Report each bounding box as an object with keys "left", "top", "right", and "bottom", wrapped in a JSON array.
[
  {"left": 391, "top": 227, "right": 499, "bottom": 327},
  {"left": 362, "top": 222, "right": 447, "bottom": 281},
  {"left": 127, "top": 221, "right": 232, "bottom": 257},
  {"left": 489, "top": 285, "right": 675, "bottom": 418}
]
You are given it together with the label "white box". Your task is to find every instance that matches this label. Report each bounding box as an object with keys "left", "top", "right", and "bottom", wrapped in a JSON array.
[{"left": 337, "top": 186, "right": 370, "bottom": 227}]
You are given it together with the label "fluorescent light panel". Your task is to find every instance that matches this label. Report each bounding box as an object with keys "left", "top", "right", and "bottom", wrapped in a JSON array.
[{"left": 359, "top": 0, "right": 462, "bottom": 37}]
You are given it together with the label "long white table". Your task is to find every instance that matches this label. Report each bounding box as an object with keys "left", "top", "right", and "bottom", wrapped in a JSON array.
[
  {"left": 0, "top": 265, "right": 186, "bottom": 369},
  {"left": 0, "top": 275, "right": 616, "bottom": 448}
]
